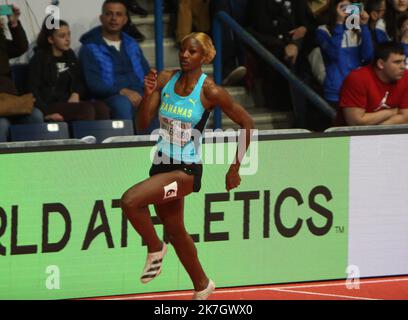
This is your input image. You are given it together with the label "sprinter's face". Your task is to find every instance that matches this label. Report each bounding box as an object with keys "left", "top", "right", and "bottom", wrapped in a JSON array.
[{"left": 179, "top": 37, "right": 204, "bottom": 71}]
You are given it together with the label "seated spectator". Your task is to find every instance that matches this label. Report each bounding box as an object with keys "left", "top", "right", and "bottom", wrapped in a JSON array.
[
  {"left": 29, "top": 18, "right": 110, "bottom": 123},
  {"left": 375, "top": 0, "right": 408, "bottom": 42},
  {"left": 79, "top": 0, "right": 150, "bottom": 122},
  {"left": 338, "top": 41, "right": 408, "bottom": 125},
  {"left": 366, "top": 0, "right": 386, "bottom": 45},
  {"left": 246, "top": 0, "right": 302, "bottom": 111},
  {"left": 209, "top": 0, "right": 249, "bottom": 86},
  {"left": 396, "top": 11, "right": 408, "bottom": 65},
  {"left": 0, "top": 5, "right": 43, "bottom": 142},
  {"left": 316, "top": 0, "right": 374, "bottom": 107},
  {"left": 175, "top": 0, "right": 210, "bottom": 44},
  {"left": 0, "top": 93, "right": 37, "bottom": 141}
]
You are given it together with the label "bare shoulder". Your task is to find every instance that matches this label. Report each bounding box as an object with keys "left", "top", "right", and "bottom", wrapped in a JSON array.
[{"left": 202, "top": 76, "right": 225, "bottom": 102}]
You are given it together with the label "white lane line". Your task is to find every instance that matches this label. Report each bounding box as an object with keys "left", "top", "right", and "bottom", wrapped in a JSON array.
[
  {"left": 91, "top": 277, "right": 408, "bottom": 300},
  {"left": 279, "top": 277, "right": 408, "bottom": 290},
  {"left": 271, "top": 288, "right": 380, "bottom": 301}
]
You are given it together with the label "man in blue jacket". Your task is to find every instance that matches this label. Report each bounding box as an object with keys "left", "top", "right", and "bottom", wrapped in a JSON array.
[{"left": 79, "top": 0, "right": 150, "bottom": 123}]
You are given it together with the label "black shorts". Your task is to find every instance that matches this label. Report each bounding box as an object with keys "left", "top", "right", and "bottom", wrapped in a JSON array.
[{"left": 149, "top": 152, "right": 203, "bottom": 193}]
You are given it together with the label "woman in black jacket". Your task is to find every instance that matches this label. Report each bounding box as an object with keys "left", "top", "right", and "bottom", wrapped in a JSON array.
[
  {"left": 246, "top": 0, "right": 301, "bottom": 111},
  {"left": 29, "top": 18, "right": 110, "bottom": 122}
]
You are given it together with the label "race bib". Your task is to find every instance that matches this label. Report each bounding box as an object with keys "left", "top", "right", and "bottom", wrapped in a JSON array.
[{"left": 159, "top": 115, "right": 192, "bottom": 147}]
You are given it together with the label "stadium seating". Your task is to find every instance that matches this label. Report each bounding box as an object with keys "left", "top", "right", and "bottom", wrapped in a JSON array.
[
  {"left": 70, "top": 120, "right": 135, "bottom": 143},
  {"left": 0, "top": 133, "right": 7, "bottom": 143},
  {"left": 102, "top": 134, "right": 158, "bottom": 144},
  {"left": 9, "top": 122, "right": 70, "bottom": 142},
  {"left": 0, "top": 139, "right": 90, "bottom": 149}
]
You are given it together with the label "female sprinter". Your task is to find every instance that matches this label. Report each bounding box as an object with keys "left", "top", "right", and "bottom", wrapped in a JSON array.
[{"left": 121, "top": 32, "right": 254, "bottom": 300}]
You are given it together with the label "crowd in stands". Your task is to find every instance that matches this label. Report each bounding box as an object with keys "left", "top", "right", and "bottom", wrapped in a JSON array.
[
  {"left": 1, "top": 0, "right": 408, "bottom": 143},
  {"left": 182, "top": 0, "right": 408, "bottom": 129}
]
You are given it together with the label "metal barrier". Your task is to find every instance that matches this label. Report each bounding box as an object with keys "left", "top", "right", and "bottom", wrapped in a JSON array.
[
  {"left": 151, "top": 5, "right": 335, "bottom": 130},
  {"left": 325, "top": 124, "right": 408, "bottom": 132},
  {"left": 154, "top": 0, "right": 164, "bottom": 72},
  {"left": 0, "top": 139, "right": 89, "bottom": 149},
  {"left": 102, "top": 135, "right": 159, "bottom": 143}
]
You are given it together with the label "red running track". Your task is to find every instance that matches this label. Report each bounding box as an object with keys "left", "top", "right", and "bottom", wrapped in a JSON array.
[{"left": 86, "top": 276, "right": 408, "bottom": 300}]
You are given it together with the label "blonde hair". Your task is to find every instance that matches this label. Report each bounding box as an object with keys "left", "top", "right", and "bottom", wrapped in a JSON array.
[{"left": 181, "top": 32, "right": 216, "bottom": 64}]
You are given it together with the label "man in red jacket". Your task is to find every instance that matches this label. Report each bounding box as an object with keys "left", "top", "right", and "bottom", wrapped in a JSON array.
[{"left": 338, "top": 41, "right": 408, "bottom": 126}]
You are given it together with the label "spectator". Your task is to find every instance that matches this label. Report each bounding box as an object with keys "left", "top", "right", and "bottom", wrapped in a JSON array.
[
  {"left": 294, "top": 0, "right": 331, "bottom": 82},
  {"left": 396, "top": 11, "right": 408, "bottom": 64},
  {"left": 163, "top": 0, "right": 177, "bottom": 13},
  {"left": 209, "top": 0, "right": 249, "bottom": 86},
  {"left": 175, "top": 0, "right": 211, "bottom": 44},
  {"left": 316, "top": 0, "right": 374, "bottom": 107},
  {"left": 79, "top": 0, "right": 150, "bottom": 124},
  {"left": 0, "top": 5, "right": 43, "bottom": 142},
  {"left": 293, "top": 0, "right": 332, "bottom": 130},
  {"left": 29, "top": 18, "right": 110, "bottom": 123},
  {"left": 0, "top": 93, "right": 37, "bottom": 142},
  {"left": 126, "top": 0, "right": 176, "bottom": 14},
  {"left": 306, "top": 0, "right": 332, "bottom": 21},
  {"left": 125, "top": 0, "right": 148, "bottom": 17},
  {"left": 338, "top": 41, "right": 408, "bottom": 125},
  {"left": 294, "top": 0, "right": 332, "bottom": 57},
  {"left": 375, "top": 0, "right": 408, "bottom": 42},
  {"left": 246, "top": 0, "right": 302, "bottom": 111},
  {"left": 366, "top": 0, "right": 386, "bottom": 44}
]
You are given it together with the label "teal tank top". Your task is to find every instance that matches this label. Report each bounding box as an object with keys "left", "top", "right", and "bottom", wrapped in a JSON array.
[{"left": 156, "top": 71, "right": 210, "bottom": 164}]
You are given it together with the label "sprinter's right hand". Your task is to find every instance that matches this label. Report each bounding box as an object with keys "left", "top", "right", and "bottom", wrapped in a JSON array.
[{"left": 144, "top": 69, "right": 158, "bottom": 97}]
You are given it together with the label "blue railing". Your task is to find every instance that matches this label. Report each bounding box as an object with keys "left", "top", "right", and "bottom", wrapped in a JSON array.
[
  {"left": 151, "top": 6, "right": 332, "bottom": 129},
  {"left": 154, "top": 0, "right": 164, "bottom": 72},
  {"left": 213, "top": 11, "right": 336, "bottom": 129}
]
